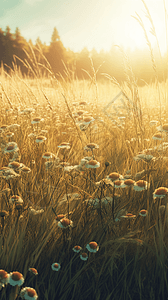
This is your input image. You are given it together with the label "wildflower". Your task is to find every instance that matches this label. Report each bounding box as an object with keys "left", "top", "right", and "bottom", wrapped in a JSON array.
[
  {"left": 107, "top": 172, "right": 123, "bottom": 181},
  {"left": 152, "top": 133, "right": 163, "bottom": 140},
  {"left": 51, "top": 263, "right": 61, "bottom": 271},
  {"left": 0, "top": 270, "right": 10, "bottom": 288},
  {"left": 123, "top": 179, "right": 135, "bottom": 187},
  {"left": 113, "top": 180, "right": 125, "bottom": 188},
  {"left": 58, "top": 142, "right": 70, "bottom": 149},
  {"left": 157, "top": 124, "right": 168, "bottom": 132},
  {"left": 72, "top": 245, "right": 82, "bottom": 253},
  {"left": 58, "top": 218, "right": 73, "bottom": 229},
  {"left": 133, "top": 180, "right": 149, "bottom": 191},
  {"left": 120, "top": 213, "right": 136, "bottom": 219},
  {"left": 28, "top": 207, "right": 44, "bottom": 215},
  {"left": 35, "top": 136, "right": 47, "bottom": 143},
  {"left": 80, "top": 253, "right": 88, "bottom": 261},
  {"left": 64, "top": 165, "right": 75, "bottom": 172},
  {"left": 80, "top": 157, "right": 92, "bottom": 166},
  {"left": 84, "top": 143, "right": 99, "bottom": 151},
  {"left": 139, "top": 209, "right": 148, "bottom": 217},
  {"left": 115, "top": 209, "right": 127, "bottom": 222},
  {"left": 42, "top": 152, "right": 54, "bottom": 159},
  {"left": 53, "top": 214, "right": 65, "bottom": 223},
  {"left": 28, "top": 268, "right": 38, "bottom": 275},
  {"left": 133, "top": 153, "right": 154, "bottom": 162},
  {"left": 85, "top": 198, "right": 99, "bottom": 208},
  {"left": 20, "top": 108, "right": 35, "bottom": 114},
  {"left": 85, "top": 197, "right": 113, "bottom": 208},
  {"left": 6, "top": 173, "right": 20, "bottom": 180},
  {"left": 8, "top": 161, "right": 24, "bottom": 170},
  {"left": 4, "top": 142, "right": 18, "bottom": 153},
  {"left": 20, "top": 167, "right": 31, "bottom": 174},
  {"left": 82, "top": 116, "right": 95, "bottom": 125},
  {"left": 31, "top": 117, "right": 43, "bottom": 124},
  {"left": 9, "top": 195, "right": 23, "bottom": 205},
  {"left": 19, "top": 287, "right": 38, "bottom": 300},
  {"left": 0, "top": 167, "right": 12, "bottom": 175},
  {"left": 156, "top": 142, "right": 168, "bottom": 152},
  {"left": 79, "top": 101, "right": 87, "bottom": 105},
  {"left": 8, "top": 271, "right": 24, "bottom": 286},
  {"left": 0, "top": 168, "right": 20, "bottom": 180},
  {"left": 153, "top": 187, "right": 168, "bottom": 198},
  {"left": 86, "top": 241, "right": 99, "bottom": 253},
  {"left": 76, "top": 110, "right": 84, "bottom": 116},
  {"left": 85, "top": 159, "right": 100, "bottom": 169},
  {"left": 101, "top": 197, "right": 114, "bottom": 204}
]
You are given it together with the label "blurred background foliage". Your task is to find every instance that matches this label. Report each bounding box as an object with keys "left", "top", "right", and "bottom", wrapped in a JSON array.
[{"left": 0, "top": 25, "right": 166, "bottom": 85}]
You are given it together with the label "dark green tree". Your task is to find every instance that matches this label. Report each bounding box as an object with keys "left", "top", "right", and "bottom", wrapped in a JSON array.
[
  {"left": 46, "top": 27, "right": 67, "bottom": 76},
  {"left": 0, "top": 28, "right": 5, "bottom": 63},
  {"left": 3, "top": 26, "right": 15, "bottom": 67}
]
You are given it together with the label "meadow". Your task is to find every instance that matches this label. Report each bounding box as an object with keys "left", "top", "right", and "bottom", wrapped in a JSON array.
[{"left": 1, "top": 45, "right": 168, "bottom": 300}]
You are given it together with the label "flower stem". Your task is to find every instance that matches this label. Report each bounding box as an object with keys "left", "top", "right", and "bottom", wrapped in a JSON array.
[{"left": 9, "top": 285, "right": 19, "bottom": 300}]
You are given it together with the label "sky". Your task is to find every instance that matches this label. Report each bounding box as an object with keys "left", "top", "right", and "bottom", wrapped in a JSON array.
[{"left": 0, "top": 0, "right": 167, "bottom": 54}]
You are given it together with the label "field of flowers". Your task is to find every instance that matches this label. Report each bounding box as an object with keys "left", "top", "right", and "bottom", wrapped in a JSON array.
[{"left": 0, "top": 56, "right": 168, "bottom": 300}]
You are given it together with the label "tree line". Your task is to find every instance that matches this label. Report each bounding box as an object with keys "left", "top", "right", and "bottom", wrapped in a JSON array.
[{"left": 0, "top": 25, "right": 167, "bottom": 85}]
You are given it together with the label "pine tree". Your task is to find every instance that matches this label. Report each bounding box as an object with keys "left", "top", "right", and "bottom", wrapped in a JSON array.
[
  {"left": 46, "top": 27, "right": 67, "bottom": 76},
  {"left": 4, "top": 26, "right": 15, "bottom": 67},
  {"left": 0, "top": 28, "right": 5, "bottom": 63}
]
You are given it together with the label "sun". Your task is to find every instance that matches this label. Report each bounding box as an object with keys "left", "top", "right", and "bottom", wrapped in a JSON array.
[
  {"left": 88, "top": 0, "right": 167, "bottom": 55},
  {"left": 120, "top": 7, "right": 166, "bottom": 54}
]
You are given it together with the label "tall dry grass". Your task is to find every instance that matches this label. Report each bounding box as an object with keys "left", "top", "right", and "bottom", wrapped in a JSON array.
[{"left": 0, "top": 1, "right": 168, "bottom": 299}]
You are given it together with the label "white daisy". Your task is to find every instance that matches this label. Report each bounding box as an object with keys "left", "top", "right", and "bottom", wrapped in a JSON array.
[
  {"left": 8, "top": 271, "right": 24, "bottom": 286},
  {"left": 86, "top": 241, "right": 99, "bottom": 253},
  {"left": 19, "top": 287, "right": 38, "bottom": 300},
  {"left": 51, "top": 263, "right": 61, "bottom": 271}
]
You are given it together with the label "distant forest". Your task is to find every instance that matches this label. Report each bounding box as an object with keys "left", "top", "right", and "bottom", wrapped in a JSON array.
[{"left": 0, "top": 25, "right": 167, "bottom": 85}]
